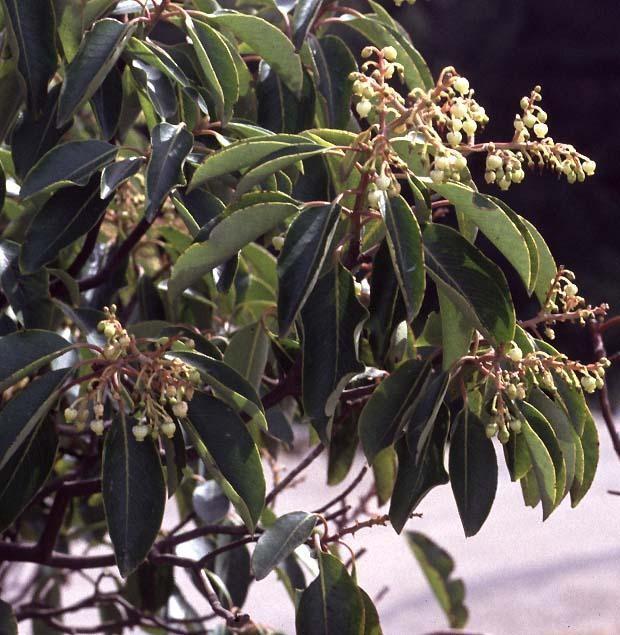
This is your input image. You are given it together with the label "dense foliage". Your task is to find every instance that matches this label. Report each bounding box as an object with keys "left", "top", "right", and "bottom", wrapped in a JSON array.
[{"left": 0, "top": 0, "right": 614, "bottom": 633}]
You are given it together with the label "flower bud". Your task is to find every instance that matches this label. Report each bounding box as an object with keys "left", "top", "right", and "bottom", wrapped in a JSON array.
[
  {"left": 533, "top": 122, "right": 548, "bottom": 139},
  {"left": 382, "top": 46, "right": 398, "bottom": 62},
  {"left": 453, "top": 76, "right": 470, "bottom": 95},
  {"left": 446, "top": 131, "right": 462, "bottom": 147},
  {"left": 272, "top": 235, "right": 285, "bottom": 251},
  {"left": 132, "top": 424, "right": 149, "bottom": 442},
  {"left": 486, "top": 154, "right": 503, "bottom": 171},
  {"left": 172, "top": 401, "right": 188, "bottom": 418},
  {"left": 430, "top": 169, "right": 445, "bottom": 184},
  {"left": 485, "top": 422, "right": 498, "bottom": 438},
  {"left": 580, "top": 375, "right": 597, "bottom": 394},
  {"left": 367, "top": 188, "right": 383, "bottom": 208},
  {"left": 356, "top": 99, "right": 372, "bottom": 118},
  {"left": 582, "top": 160, "right": 596, "bottom": 176},
  {"left": 103, "top": 323, "right": 116, "bottom": 340},
  {"left": 94, "top": 403, "right": 104, "bottom": 418},
  {"left": 498, "top": 427, "right": 510, "bottom": 444},
  {"left": 90, "top": 419, "right": 104, "bottom": 436},
  {"left": 161, "top": 421, "right": 176, "bottom": 439},
  {"left": 506, "top": 345, "right": 523, "bottom": 363},
  {"left": 64, "top": 407, "right": 78, "bottom": 423},
  {"left": 462, "top": 119, "right": 477, "bottom": 136}
]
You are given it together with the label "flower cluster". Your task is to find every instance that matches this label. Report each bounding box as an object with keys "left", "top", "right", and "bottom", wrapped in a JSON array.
[
  {"left": 64, "top": 306, "right": 200, "bottom": 441},
  {"left": 473, "top": 341, "right": 610, "bottom": 442}
]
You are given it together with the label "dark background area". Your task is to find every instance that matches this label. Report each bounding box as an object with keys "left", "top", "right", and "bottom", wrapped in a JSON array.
[{"left": 391, "top": 0, "right": 620, "bottom": 368}]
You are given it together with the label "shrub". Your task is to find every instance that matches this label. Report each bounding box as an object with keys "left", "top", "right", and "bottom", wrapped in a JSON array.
[{"left": 0, "top": 0, "right": 612, "bottom": 632}]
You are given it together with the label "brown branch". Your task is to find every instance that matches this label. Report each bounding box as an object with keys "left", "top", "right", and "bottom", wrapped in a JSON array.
[
  {"left": 590, "top": 321, "right": 620, "bottom": 459},
  {"left": 191, "top": 570, "right": 250, "bottom": 628},
  {"left": 265, "top": 442, "right": 325, "bottom": 506},
  {"left": 314, "top": 465, "right": 368, "bottom": 514}
]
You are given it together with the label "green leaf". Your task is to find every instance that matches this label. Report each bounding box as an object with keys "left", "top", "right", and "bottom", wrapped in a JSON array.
[
  {"left": 0, "top": 329, "right": 71, "bottom": 393},
  {"left": 1, "top": 0, "right": 56, "bottom": 114},
  {"left": 169, "top": 350, "right": 267, "bottom": 430},
  {"left": 428, "top": 182, "right": 532, "bottom": 291},
  {"left": 223, "top": 322, "right": 270, "bottom": 391},
  {"left": 300, "top": 264, "right": 367, "bottom": 441},
  {"left": 192, "top": 480, "right": 230, "bottom": 524},
  {"left": 188, "top": 18, "right": 238, "bottom": 123},
  {"left": 296, "top": 551, "right": 365, "bottom": 635},
  {"left": 528, "top": 387, "right": 583, "bottom": 497},
  {"left": 12, "top": 84, "right": 72, "bottom": 180},
  {"left": 20, "top": 140, "right": 118, "bottom": 200},
  {"left": 384, "top": 196, "right": 425, "bottom": 323},
  {"left": 0, "top": 600, "right": 17, "bottom": 635},
  {"left": 235, "top": 145, "right": 327, "bottom": 198},
  {"left": 21, "top": 176, "right": 112, "bottom": 272},
  {"left": 522, "top": 217, "right": 557, "bottom": 306},
  {"left": 406, "top": 531, "right": 468, "bottom": 628},
  {"left": 169, "top": 196, "right": 298, "bottom": 299},
  {"left": 449, "top": 409, "right": 497, "bottom": 537},
  {"left": 102, "top": 414, "right": 166, "bottom": 577},
  {"left": 328, "top": 409, "right": 359, "bottom": 485},
  {"left": 0, "top": 416, "right": 58, "bottom": 532},
  {"left": 358, "top": 359, "right": 430, "bottom": 463},
  {"left": 91, "top": 65, "right": 123, "bottom": 139},
  {"left": 124, "top": 37, "right": 191, "bottom": 88},
  {"left": 310, "top": 35, "right": 355, "bottom": 129},
  {"left": 213, "top": 533, "right": 252, "bottom": 609},
  {"left": 208, "top": 11, "right": 303, "bottom": 96},
  {"left": 423, "top": 223, "right": 515, "bottom": 345},
  {"left": 554, "top": 372, "right": 587, "bottom": 437},
  {"left": 360, "top": 588, "right": 383, "bottom": 635},
  {"left": 0, "top": 369, "right": 69, "bottom": 471},
  {"left": 185, "top": 393, "right": 265, "bottom": 531},
  {"left": 58, "top": 18, "right": 136, "bottom": 127},
  {"left": 503, "top": 426, "right": 532, "bottom": 482},
  {"left": 570, "top": 411, "right": 599, "bottom": 507},
  {"left": 292, "top": 0, "right": 323, "bottom": 50},
  {"left": 145, "top": 123, "right": 194, "bottom": 221},
  {"left": 252, "top": 511, "right": 318, "bottom": 580},
  {"left": 437, "top": 288, "right": 474, "bottom": 370},
  {"left": 372, "top": 446, "right": 397, "bottom": 506},
  {"left": 189, "top": 135, "right": 313, "bottom": 190},
  {"left": 518, "top": 403, "right": 559, "bottom": 520},
  {"left": 389, "top": 405, "right": 450, "bottom": 533},
  {"left": 367, "top": 239, "right": 404, "bottom": 363},
  {"left": 101, "top": 157, "right": 145, "bottom": 198},
  {"left": 184, "top": 15, "right": 227, "bottom": 122},
  {"left": 277, "top": 203, "right": 341, "bottom": 336}
]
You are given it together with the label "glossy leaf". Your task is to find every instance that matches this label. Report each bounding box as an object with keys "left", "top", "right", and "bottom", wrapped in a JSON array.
[
  {"left": 252, "top": 511, "right": 318, "bottom": 580},
  {"left": 277, "top": 203, "right": 341, "bottom": 335},
  {"left": 328, "top": 409, "right": 359, "bottom": 485},
  {"left": 58, "top": 18, "right": 136, "bottom": 126},
  {"left": 384, "top": 196, "right": 425, "bottom": 323},
  {"left": 429, "top": 182, "right": 532, "bottom": 291},
  {"left": 0, "top": 369, "right": 69, "bottom": 471},
  {"left": 367, "top": 239, "right": 404, "bottom": 363},
  {"left": 0, "top": 600, "right": 17, "bottom": 635},
  {"left": 437, "top": 288, "right": 474, "bottom": 370},
  {"left": 406, "top": 531, "right": 468, "bottom": 628},
  {"left": 235, "top": 144, "right": 327, "bottom": 197},
  {"left": 292, "top": 0, "right": 323, "bottom": 50},
  {"left": 423, "top": 223, "right": 515, "bottom": 345},
  {"left": 372, "top": 446, "right": 398, "bottom": 506},
  {"left": 449, "top": 409, "right": 497, "bottom": 537},
  {"left": 0, "top": 416, "right": 58, "bottom": 532},
  {"left": 570, "top": 411, "right": 599, "bottom": 507},
  {"left": 1, "top": 0, "right": 56, "bottom": 114},
  {"left": 185, "top": 393, "right": 265, "bottom": 531},
  {"left": 189, "top": 19, "right": 238, "bottom": 122},
  {"left": 358, "top": 358, "right": 431, "bottom": 463},
  {"left": 21, "top": 176, "right": 112, "bottom": 272},
  {"left": 518, "top": 403, "right": 558, "bottom": 520},
  {"left": 20, "top": 140, "right": 118, "bottom": 200},
  {"left": 12, "top": 84, "right": 71, "bottom": 180},
  {"left": 102, "top": 414, "right": 166, "bottom": 577},
  {"left": 91, "top": 65, "right": 123, "bottom": 139},
  {"left": 192, "top": 480, "right": 230, "bottom": 524},
  {"left": 223, "top": 322, "right": 270, "bottom": 391},
  {"left": 361, "top": 588, "right": 383, "bottom": 635},
  {"left": 528, "top": 387, "right": 583, "bottom": 497},
  {"left": 208, "top": 12, "right": 303, "bottom": 96},
  {"left": 0, "top": 329, "right": 71, "bottom": 393},
  {"left": 169, "top": 195, "right": 298, "bottom": 299},
  {"left": 522, "top": 217, "right": 557, "bottom": 306},
  {"left": 145, "top": 123, "right": 194, "bottom": 221},
  {"left": 389, "top": 405, "right": 450, "bottom": 533},
  {"left": 169, "top": 350, "right": 267, "bottom": 430},
  {"left": 189, "top": 135, "right": 313, "bottom": 190},
  {"left": 309, "top": 35, "right": 355, "bottom": 130},
  {"left": 101, "top": 157, "right": 145, "bottom": 198},
  {"left": 296, "top": 551, "right": 365, "bottom": 635},
  {"left": 300, "top": 264, "right": 367, "bottom": 440},
  {"left": 124, "top": 37, "right": 190, "bottom": 88}
]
